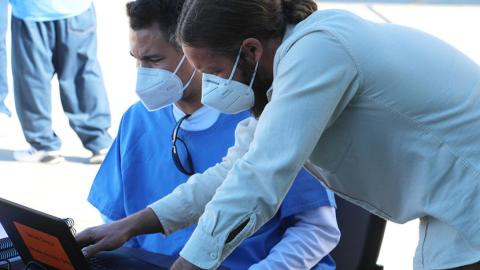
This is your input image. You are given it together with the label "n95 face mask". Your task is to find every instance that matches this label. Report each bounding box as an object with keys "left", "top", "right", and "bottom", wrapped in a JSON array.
[
  {"left": 136, "top": 55, "right": 195, "bottom": 111},
  {"left": 201, "top": 48, "right": 258, "bottom": 114}
]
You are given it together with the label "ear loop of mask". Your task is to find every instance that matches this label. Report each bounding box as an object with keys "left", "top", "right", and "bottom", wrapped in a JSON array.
[
  {"left": 182, "top": 68, "right": 196, "bottom": 90},
  {"left": 248, "top": 61, "right": 259, "bottom": 89},
  {"left": 173, "top": 54, "right": 187, "bottom": 75},
  {"left": 174, "top": 54, "right": 197, "bottom": 91},
  {"left": 227, "top": 48, "right": 242, "bottom": 82},
  {"left": 228, "top": 47, "right": 259, "bottom": 88}
]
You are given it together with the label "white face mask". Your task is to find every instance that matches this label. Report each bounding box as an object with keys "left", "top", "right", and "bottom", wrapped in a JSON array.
[
  {"left": 201, "top": 48, "right": 258, "bottom": 114},
  {"left": 136, "top": 55, "right": 196, "bottom": 111}
]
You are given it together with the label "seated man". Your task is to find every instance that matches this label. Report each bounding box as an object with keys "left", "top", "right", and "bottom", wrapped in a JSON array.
[{"left": 87, "top": 0, "right": 340, "bottom": 269}]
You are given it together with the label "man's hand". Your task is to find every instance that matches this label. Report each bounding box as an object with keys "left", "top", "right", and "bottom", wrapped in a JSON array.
[
  {"left": 75, "top": 219, "right": 131, "bottom": 257},
  {"left": 75, "top": 208, "right": 163, "bottom": 257},
  {"left": 170, "top": 257, "right": 204, "bottom": 270}
]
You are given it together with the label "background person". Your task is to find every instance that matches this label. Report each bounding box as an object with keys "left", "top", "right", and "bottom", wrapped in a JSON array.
[
  {"left": 10, "top": 0, "right": 112, "bottom": 164},
  {"left": 0, "top": 0, "right": 11, "bottom": 131}
]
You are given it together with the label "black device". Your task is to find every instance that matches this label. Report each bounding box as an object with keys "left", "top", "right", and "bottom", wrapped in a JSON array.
[
  {"left": 0, "top": 236, "right": 20, "bottom": 264},
  {"left": 0, "top": 197, "right": 172, "bottom": 270}
]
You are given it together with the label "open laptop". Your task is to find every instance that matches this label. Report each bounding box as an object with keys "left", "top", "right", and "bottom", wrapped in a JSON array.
[{"left": 0, "top": 197, "right": 173, "bottom": 270}]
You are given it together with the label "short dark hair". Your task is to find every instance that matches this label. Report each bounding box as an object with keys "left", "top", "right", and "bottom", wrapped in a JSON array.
[{"left": 126, "top": 0, "right": 185, "bottom": 46}]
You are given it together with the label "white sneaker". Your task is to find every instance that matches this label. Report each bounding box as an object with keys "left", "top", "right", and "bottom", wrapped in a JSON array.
[
  {"left": 13, "top": 147, "right": 64, "bottom": 164},
  {"left": 88, "top": 148, "right": 108, "bottom": 164}
]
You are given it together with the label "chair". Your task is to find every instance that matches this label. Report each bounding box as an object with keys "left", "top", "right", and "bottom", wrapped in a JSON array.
[{"left": 331, "top": 196, "right": 386, "bottom": 270}]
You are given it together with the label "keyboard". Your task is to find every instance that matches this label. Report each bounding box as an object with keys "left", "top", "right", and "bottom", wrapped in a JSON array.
[
  {"left": 87, "top": 256, "right": 109, "bottom": 270},
  {"left": 0, "top": 237, "right": 21, "bottom": 265}
]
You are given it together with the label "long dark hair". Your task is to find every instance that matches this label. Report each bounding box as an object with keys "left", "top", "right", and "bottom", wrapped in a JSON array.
[{"left": 177, "top": 0, "right": 317, "bottom": 55}]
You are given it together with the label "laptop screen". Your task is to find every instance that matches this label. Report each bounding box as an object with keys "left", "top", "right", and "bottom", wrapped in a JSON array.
[
  {"left": 15, "top": 220, "right": 76, "bottom": 269},
  {"left": 0, "top": 197, "right": 174, "bottom": 270},
  {"left": 0, "top": 223, "right": 7, "bottom": 239},
  {"left": 0, "top": 197, "right": 89, "bottom": 270}
]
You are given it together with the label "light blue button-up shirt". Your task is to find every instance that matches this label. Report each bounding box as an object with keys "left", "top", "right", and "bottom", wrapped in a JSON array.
[
  {"left": 10, "top": 0, "right": 92, "bottom": 21},
  {"left": 150, "top": 9, "right": 480, "bottom": 270}
]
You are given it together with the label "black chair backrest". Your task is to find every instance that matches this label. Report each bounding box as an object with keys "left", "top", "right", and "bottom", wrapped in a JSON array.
[{"left": 331, "top": 196, "right": 387, "bottom": 270}]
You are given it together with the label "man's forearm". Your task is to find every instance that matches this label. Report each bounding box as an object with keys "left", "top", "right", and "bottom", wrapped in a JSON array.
[
  {"left": 76, "top": 208, "right": 165, "bottom": 257},
  {"left": 171, "top": 257, "right": 204, "bottom": 270},
  {"left": 123, "top": 208, "right": 164, "bottom": 237}
]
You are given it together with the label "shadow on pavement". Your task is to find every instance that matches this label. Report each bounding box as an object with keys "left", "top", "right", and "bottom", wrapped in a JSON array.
[
  {"left": 64, "top": 156, "right": 92, "bottom": 164},
  {"left": 0, "top": 149, "right": 14, "bottom": 161},
  {"left": 0, "top": 149, "right": 97, "bottom": 164}
]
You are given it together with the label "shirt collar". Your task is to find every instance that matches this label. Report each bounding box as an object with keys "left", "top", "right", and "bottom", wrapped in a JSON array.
[
  {"left": 172, "top": 104, "right": 221, "bottom": 131},
  {"left": 267, "top": 25, "right": 295, "bottom": 102}
]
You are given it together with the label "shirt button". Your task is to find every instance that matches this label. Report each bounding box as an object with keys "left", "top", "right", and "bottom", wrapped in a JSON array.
[{"left": 210, "top": 253, "right": 217, "bottom": 259}]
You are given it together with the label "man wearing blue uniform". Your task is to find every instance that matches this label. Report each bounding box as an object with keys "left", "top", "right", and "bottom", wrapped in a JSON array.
[
  {"left": 0, "top": 0, "right": 9, "bottom": 118},
  {"left": 10, "top": 0, "right": 112, "bottom": 164},
  {"left": 86, "top": 0, "right": 339, "bottom": 269}
]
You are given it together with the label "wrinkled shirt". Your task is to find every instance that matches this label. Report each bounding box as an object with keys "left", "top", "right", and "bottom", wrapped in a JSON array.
[
  {"left": 150, "top": 10, "right": 480, "bottom": 270},
  {"left": 10, "top": 0, "right": 92, "bottom": 21},
  {"left": 92, "top": 102, "right": 338, "bottom": 269}
]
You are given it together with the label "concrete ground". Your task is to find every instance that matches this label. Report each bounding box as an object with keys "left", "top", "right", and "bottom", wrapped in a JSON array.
[{"left": 0, "top": 1, "right": 479, "bottom": 269}]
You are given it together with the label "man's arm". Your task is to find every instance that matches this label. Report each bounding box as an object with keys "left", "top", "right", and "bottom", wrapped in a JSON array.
[
  {"left": 148, "top": 117, "right": 256, "bottom": 234},
  {"left": 76, "top": 208, "right": 163, "bottom": 257},
  {"left": 75, "top": 117, "right": 257, "bottom": 256},
  {"left": 177, "top": 31, "right": 360, "bottom": 269}
]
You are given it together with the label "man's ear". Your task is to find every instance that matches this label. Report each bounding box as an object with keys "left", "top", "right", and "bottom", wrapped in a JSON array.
[{"left": 241, "top": 38, "right": 264, "bottom": 64}]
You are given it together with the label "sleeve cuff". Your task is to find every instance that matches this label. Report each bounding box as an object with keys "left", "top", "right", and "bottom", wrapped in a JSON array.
[
  {"left": 148, "top": 193, "right": 196, "bottom": 235},
  {"left": 179, "top": 210, "right": 259, "bottom": 270},
  {"left": 179, "top": 227, "right": 222, "bottom": 270}
]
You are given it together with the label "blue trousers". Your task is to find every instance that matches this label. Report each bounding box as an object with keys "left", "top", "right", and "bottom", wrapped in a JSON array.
[
  {"left": 11, "top": 5, "right": 112, "bottom": 152},
  {"left": 0, "top": 0, "right": 9, "bottom": 116}
]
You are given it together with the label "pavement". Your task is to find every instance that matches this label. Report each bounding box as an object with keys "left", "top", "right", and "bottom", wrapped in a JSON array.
[{"left": 0, "top": 1, "right": 479, "bottom": 269}]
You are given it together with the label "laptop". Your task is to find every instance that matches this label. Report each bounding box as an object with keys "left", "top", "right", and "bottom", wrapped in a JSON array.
[
  {"left": 0, "top": 197, "right": 173, "bottom": 270},
  {"left": 1, "top": 223, "right": 22, "bottom": 266}
]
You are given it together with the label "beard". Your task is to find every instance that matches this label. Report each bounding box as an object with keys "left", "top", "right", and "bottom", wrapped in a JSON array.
[{"left": 239, "top": 60, "right": 272, "bottom": 118}]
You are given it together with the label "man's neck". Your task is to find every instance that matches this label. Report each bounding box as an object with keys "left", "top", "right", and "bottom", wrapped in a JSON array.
[
  {"left": 175, "top": 98, "right": 202, "bottom": 115},
  {"left": 172, "top": 103, "right": 221, "bottom": 132},
  {"left": 175, "top": 76, "right": 203, "bottom": 115}
]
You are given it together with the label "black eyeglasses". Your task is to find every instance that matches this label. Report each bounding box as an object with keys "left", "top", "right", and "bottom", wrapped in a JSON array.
[{"left": 171, "top": 114, "right": 194, "bottom": 175}]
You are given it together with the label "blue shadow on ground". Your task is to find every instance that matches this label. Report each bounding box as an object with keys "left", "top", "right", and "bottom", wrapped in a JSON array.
[
  {"left": 0, "top": 149, "right": 14, "bottom": 161},
  {"left": 0, "top": 149, "right": 93, "bottom": 164}
]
